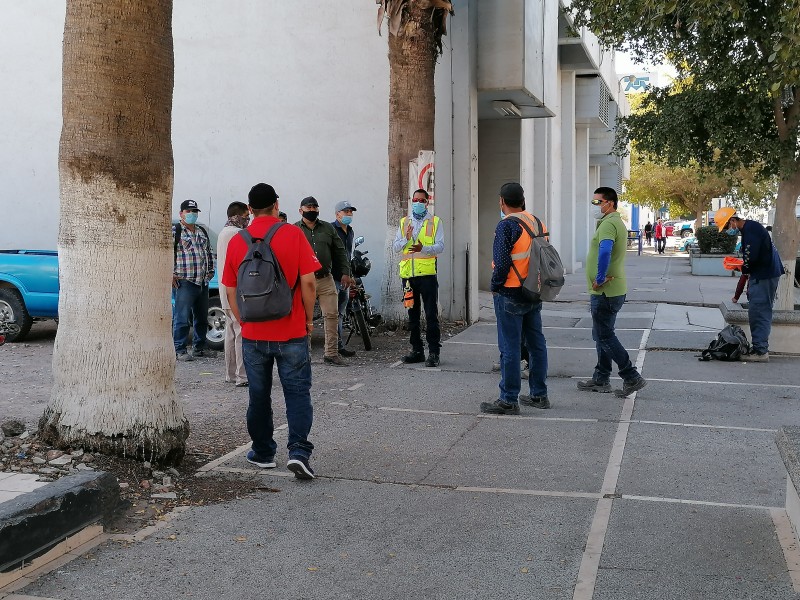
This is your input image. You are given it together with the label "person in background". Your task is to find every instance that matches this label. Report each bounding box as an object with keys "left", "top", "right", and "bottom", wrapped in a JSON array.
[
  {"left": 217, "top": 201, "right": 250, "bottom": 387},
  {"left": 715, "top": 207, "right": 784, "bottom": 361},
  {"left": 393, "top": 189, "right": 444, "bottom": 367},
  {"left": 332, "top": 200, "right": 358, "bottom": 357},
  {"left": 296, "top": 196, "right": 354, "bottom": 366},
  {"left": 172, "top": 199, "right": 215, "bottom": 361},
  {"left": 644, "top": 220, "right": 653, "bottom": 246},
  {"left": 278, "top": 212, "right": 288, "bottom": 223},
  {"left": 654, "top": 219, "right": 666, "bottom": 254}
]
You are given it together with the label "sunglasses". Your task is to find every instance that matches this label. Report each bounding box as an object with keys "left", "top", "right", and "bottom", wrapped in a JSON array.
[{"left": 590, "top": 198, "right": 607, "bottom": 206}]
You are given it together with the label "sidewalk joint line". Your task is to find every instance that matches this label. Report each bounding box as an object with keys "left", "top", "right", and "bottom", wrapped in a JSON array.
[
  {"left": 645, "top": 377, "right": 800, "bottom": 389},
  {"left": 622, "top": 495, "right": 780, "bottom": 511},
  {"left": 455, "top": 486, "right": 601, "bottom": 499},
  {"left": 627, "top": 420, "right": 776, "bottom": 433}
]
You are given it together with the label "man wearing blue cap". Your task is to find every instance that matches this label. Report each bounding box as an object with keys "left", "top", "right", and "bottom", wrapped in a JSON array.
[{"left": 332, "top": 201, "right": 357, "bottom": 357}]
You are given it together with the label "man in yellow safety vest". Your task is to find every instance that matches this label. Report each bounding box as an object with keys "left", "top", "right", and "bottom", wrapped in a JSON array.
[{"left": 392, "top": 189, "right": 444, "bottom": 367}]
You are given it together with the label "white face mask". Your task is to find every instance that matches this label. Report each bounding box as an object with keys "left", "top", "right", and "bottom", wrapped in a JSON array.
[{"left": 591, "top": 205, "right": 604, "bottom": 220}]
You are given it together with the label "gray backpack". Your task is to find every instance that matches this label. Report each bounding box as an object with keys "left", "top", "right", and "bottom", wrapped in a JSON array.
[
  {"left": 236, "top": 225, "right": 295, "bottom": 322},
  {"left": 506, "top": 214, "right": 565, "bottom": 302}
]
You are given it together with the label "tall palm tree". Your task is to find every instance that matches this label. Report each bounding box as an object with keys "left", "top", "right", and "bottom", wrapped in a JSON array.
[
  {"left": 40, "top": 0, "right": 188, "bottom": 464},
  {"left": 377, "top": 0, "right": 453, "bottom": 321}
]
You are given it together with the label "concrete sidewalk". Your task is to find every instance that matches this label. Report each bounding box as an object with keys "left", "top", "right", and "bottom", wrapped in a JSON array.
[{"left": 7, "top": 252, "right": 800, "bottom": 600}]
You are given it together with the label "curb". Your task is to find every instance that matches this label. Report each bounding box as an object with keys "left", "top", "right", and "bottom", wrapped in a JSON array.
[{"left": 0, "top": 470, "right": 120, "bottom": 573}]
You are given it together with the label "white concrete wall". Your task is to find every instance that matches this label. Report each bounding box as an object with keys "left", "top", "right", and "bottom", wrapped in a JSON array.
[
  {"left": 0, "top": 3, "right": 65, "bottom": 250},
  {"left": 0, "top": 1, "right": 391, "bottom": 304}
]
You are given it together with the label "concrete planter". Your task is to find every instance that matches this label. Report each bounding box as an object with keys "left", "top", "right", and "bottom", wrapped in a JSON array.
[
  {"left": 720, "top": 299, "right": 800, "bottom": 355},
  {"left": 690, "top": 253, "right": 737, "bottom": 277}
]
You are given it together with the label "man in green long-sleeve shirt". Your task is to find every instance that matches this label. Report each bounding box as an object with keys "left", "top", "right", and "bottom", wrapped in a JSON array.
[
  {"left": 296, "top": 196, "right": 354, "bottom": 366},
  {"left": 578, "top": 187, "right": 647, "bottom": 398}
]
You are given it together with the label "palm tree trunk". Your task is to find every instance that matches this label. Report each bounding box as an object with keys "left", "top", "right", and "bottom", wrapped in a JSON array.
[
  {"left": 381, "top": 3, "right": 439, "bottom": 323},
  {"left": 773, "top": 170, "right": 800, "bottom": 311},
  {"left": 40, "top": 0, "right": 188, "bottom": 464}
]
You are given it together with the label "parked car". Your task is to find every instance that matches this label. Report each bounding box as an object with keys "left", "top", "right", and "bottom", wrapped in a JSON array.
[
  {"left": 677, "top": 236, "right": 697, "bottom": 252},
  {"left": 661, "top": 221, "right": 675, "bottom": 237},
  {"left": 671, "top": 219, "right": 696, "bottom": 238},
  {"left": 0, "top": 232, "right": 223, "bottom": 349}
]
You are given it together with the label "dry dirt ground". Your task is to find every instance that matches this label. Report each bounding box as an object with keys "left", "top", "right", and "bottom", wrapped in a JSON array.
[{"left": 0, "top": 318, "right": 467, "bottom": 533}]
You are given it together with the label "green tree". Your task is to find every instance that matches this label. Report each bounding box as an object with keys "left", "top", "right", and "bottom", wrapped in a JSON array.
[
  {"left": 376, "top": 0, "right": 452, "bottom": 321},
  {"left": 569, "top": 0, "right": 800, "bottom": 307}
]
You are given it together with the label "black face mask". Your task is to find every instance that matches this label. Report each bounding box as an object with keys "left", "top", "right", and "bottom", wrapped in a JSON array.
[{"left": 304, "top": 211, "right": 319, "bottom": 222}]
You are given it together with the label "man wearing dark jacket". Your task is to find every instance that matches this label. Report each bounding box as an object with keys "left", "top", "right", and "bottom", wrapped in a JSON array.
[
  {"left": 296, "top": 196, "right": 354, "bottom": 366},
  {"left": 715, "top": 208, "right": 785, "bottom": 361}
]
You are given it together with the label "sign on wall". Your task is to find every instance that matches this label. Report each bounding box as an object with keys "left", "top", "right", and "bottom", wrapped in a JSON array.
[{"left": 408, "top": 150, "right": 435, "bottom": 214}]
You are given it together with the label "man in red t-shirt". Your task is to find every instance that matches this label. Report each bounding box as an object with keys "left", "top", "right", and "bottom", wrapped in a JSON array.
[{"left": 222, "top": 183, "right": 321, "bottom": 480}]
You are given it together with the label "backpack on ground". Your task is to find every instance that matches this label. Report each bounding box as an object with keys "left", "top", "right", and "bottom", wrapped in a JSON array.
[
  {"left": 698, "top": 324, "right": 751, "bottom": 361},
  {"left": 506, "top": 215, "right": 566, "bottom": 302},
  {"left": 236, "top": 224, "right": 295, "bottom": 322}
]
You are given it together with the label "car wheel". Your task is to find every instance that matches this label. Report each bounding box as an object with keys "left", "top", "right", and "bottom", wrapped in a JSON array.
[
  {"left": 0, "top": 288, "right": 33, "bottom": 343},
  {"left": 682, "top": 229, "right": 693, "bottom": 238},
  {"left": 206, "top": 296, "right": 225, "bottom": 351}
]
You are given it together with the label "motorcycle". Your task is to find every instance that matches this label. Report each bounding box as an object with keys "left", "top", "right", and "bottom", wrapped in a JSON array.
[
  {"left": 343, "top": 236, "right": 381, "bottom": 350},
  {"left": 0, "top": 313, "right": 20, "bottom": 347}
]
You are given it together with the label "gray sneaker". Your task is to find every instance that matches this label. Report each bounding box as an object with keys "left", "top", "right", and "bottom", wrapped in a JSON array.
[
  {"left": 747, "top": 352, "right": 769, "bottom": 362},
  {"left": 176, "top": 352, "right": 194, "bottom": 362},
  {"left": 576, "top": 379, "right": 611, "bottom": 393}
]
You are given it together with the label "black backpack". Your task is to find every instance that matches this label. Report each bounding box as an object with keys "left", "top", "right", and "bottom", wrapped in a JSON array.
[
  {"left": 236, "top": 225, "right": 295, "bottom": 322},
  {"left": 699, "top": 324, "right": 751, "bottom": 361}
]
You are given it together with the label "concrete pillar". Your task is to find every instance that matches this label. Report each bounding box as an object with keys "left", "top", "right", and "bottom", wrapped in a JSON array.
[
  {"left": 477, "top": 119, "right": 521, "bottom": 290},
  {"left": 559, "top": 70, "right": 577, "bottom": 273},
  {"left": 434, "top": 0, "right": 478, "bottom": 321},
  {"left": 574, "top": 124, "right": 590, "bottom": 268}
]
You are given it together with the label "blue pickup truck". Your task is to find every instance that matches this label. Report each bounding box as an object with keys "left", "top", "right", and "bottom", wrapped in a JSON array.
[{"left": 0, "top": 248, "right": 224, "bottom": 348}]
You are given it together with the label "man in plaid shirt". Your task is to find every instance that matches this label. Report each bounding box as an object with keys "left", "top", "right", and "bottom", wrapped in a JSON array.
[{"left": 173, "top": 199, "right": 216, "bottom": 361}]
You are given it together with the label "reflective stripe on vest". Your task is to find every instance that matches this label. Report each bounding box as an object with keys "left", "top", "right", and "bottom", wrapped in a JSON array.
[
  {"left": 504, "top": 212, "right": 547, "bottom": 288},
  {"left": 399, "top": 216, "right": 439, "bottom": 278}
]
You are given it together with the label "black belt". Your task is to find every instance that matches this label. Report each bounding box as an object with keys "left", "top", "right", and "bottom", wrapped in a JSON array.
[{"left": 315, "top": 269, "right": 330, "bottom": 279}]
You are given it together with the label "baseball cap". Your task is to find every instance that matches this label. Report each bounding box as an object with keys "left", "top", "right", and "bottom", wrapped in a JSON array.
[
  {"left": 180, "top": 199, "right": 200, "bottom": 212},
  {"left": 248, "top": 183, "right": 279, "bottom": 209},
  {"left": 334, "top": 201, "right": 357, "bottom": 213},
  {"left": 300, "top": 196, "right": 319, "bottom": 208},
  {"left": 499, "top": 182, "right": 525, "bottom": 204}
]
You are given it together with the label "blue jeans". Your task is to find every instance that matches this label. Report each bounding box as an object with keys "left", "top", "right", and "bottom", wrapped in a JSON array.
[
  {"left": 242, "top": 337, "right": 314, "bottom": 460},
  {"left": 494, "top": 293, "right": 548, "bottom": 403},
  {"left": 406, "top": 275, "right": 441, "bottom": 354},
  {"left": 172, "top": 280, "right": 208, "bottom": 354},
  {"left": 590, "top": 293, "right": 640, "bottom": 384},
  {"left": 748, "top": 276, "right": 780, "bottom": 354},
  {"left": 336, "top": 284, "right": 348, "bottom": 350}
]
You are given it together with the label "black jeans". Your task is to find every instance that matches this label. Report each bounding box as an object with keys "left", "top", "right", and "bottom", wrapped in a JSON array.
[{"left": 406, "top": 275, "right": 440, "bottom": 355}]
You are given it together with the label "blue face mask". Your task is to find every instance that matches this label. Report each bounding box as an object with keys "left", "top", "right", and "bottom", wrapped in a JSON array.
[
  {"left": 499, "top": 210, "right": 506, "bottom": 220},
  {"left": 341, "top": 216, "right": 353, "bottom": 226},
  {"left": 726, "top": 227, "right": 738, "bottom": 236},
  {"left": 411, "top": 202, "right": 427, "bottom": 217},
  {"left": 184, "top": 212, "right": 198, "bottom": 225}
]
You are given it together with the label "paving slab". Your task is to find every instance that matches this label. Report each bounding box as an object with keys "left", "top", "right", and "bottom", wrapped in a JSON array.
[
  {"left": 619, "top": 423, "right": 785, "bottom": 507},
  {"left": 25, "top": 481, "right": 598, "bottom": 600},
  {"left": 639, "top": 350, "right": 800, "bottom": 387},
  {"left": 646, "top": 329, "right": 717, "bottom": 351},
  {"left": 631, "top": 381, "right": 800, "bottom": 430},
  {"left": 421, "top": 417, "right": 617, "bottom": 492},
  {"left": 598, "top": 501, "right": 794, "bottom": 591}
]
